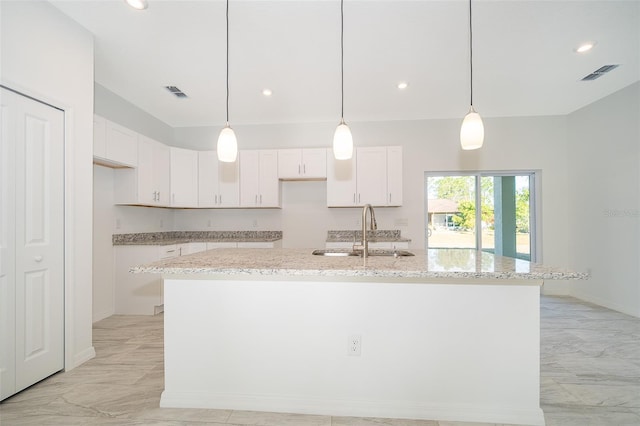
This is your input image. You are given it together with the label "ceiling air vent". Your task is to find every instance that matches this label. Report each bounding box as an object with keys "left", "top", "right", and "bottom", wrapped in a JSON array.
[
  {"left": 581, "top": 64, "right": 620, "bottom": 81},
  {"left": 165, "top": 85, "right": 188, "bottom": 98}
]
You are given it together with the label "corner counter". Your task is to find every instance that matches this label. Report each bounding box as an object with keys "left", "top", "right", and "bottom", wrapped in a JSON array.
[{"left": 136, "top": 248, "right": 585, "bottom": 426}]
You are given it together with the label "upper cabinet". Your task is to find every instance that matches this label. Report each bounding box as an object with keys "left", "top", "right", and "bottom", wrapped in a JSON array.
[
  {"left": 93, "top": 115, "right": 138, "bottom": 168},
  {"left": 326, "top": 146, "right": 402, "bottom": 207},
  {"left": 198, "top": 151, "right": 240, "bottom": 208},
  {"left": 277, "top": 148, "right": 327, "bottom": 180},
  {"left": 170, "top": 147, "right": 199, "bottom": 207},
  {"left": 240, "top": 150, "right": 281, "bottom": 208},
  {"left": 114, "top": 135, "right": 170, "bottom": 206}
]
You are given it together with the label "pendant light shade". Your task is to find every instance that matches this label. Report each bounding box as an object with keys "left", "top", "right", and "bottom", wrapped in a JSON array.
[
  {"left": 460, "top": 106, "right": 484, "bottom": 150},
  {"left": 217, "top": 0, "right": 238, "bottom": 162},
  {"left": 333, "top": 119, "right": 353, "bottom": 160},
  {"left": 460, "top": 0, "right": 484, "bottom": 150},
  {"left": 217, "top": 124, "right": 238, "bottom": 162},
  {"left": 333, "top": 0, "right": 353, "bottom": 160}
]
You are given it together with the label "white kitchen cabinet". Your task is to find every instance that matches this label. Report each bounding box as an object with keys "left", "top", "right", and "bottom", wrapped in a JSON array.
[
  {"left": 93, "top": 115, "right": 138, "bottom": 168},
  {"left": 386, "top": 146, "right": 403, "bottom": 206},
  {"left": 240, "top": 150, "right": 281, "bottom": 208},
  {"left": 198, "top": 151, "right": 240, "bottom": 208},
  {"left": 326, "top": 149, "right": 357, "bottom": 206},
  {"left": 327, "top": 146, "right": 403, "bottom": 207},
  {"left": 277, "top": 148, "right": 327, "bottom": 180},
  {"left": 206, "top": 241, "right": 282, "bottom": 249},
  {"left": 325, "top": 241, "right": 409, "bottom": 250},
  {"left": 237, "top": 241, "right": 283, "bottom": 248},
  {"left": 170, "top": 147, "right": 199, "bottom": 207},
  {"left": 114, "top": 135, "right": 170, "bottom": 206}
]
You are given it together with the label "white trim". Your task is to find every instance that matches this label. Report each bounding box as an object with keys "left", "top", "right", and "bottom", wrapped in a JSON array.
[{"left": 160, "top": 391, "right": 545, "bottom": 426}]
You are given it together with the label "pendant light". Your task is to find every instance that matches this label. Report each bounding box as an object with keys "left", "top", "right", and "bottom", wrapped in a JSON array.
[
  {"left": 460, "top": 0, "right": 484, "bottom": 150},
  {"left": 217, "top": 0, "right": 238, "bottom": 163},
  {"left": 333, "top": 0, "right": 353, "bottom": 160}
]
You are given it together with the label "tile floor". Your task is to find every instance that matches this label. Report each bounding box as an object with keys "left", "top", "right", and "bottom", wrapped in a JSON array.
[{"left": 0, "top": 296, "right": 639, "bottom": 426}]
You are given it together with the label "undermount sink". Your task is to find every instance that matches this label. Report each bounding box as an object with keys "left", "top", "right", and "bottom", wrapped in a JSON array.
[{"left": 312, "top": 249, "right": 414, "bottom": 257}]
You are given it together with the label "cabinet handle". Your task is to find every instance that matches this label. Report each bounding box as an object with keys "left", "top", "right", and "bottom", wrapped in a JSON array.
[
  {"left": 255, "top": 194, "right": 258, "bottom": 204},
  {"left": 172, "top": 193, "right": 175, "bottom": 204},
  {"left": 219, "top": 194, "right": 222, "bottom": 204},
  {"left": 215, "top": 194, "right": 218, "bottom": 204},
  {"left": 389, "top": 193, "right": 391, "bottom": 204},
  {"left": 157, "top": 191, "right": 161, "bottom": 201},
  {"left": 298, "top": 164, "right": 301, "bottom": 174},
  {"left": 34, "top": 255, "right": 43, "bottom": 262},
  {"left": 303, "top": 164, "right": 306, "bottom": 174},
  {"left": 353, "top": 193, "right": 356, "bottom": 204},
  {"left": 358, "top": 193, "right": 361, "bottom": 203},
  {"left": 260, "top": 194, "right": 263, "bottom": 204}
]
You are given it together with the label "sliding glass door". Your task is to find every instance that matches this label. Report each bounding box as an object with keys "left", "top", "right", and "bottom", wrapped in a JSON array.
[{"left": 426, "top": 172, "right": 536, "bottom": 261}]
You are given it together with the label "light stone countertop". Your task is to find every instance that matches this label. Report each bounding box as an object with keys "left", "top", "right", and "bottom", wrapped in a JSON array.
[{"left": 131, "top": 248, "right": 588, "bottom": 281}]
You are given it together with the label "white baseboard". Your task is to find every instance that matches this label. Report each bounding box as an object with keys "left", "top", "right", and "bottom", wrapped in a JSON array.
[
  {"left": 160, "top": 391, "right": 545, "bottom": 426},
  {"left": 70, "top": 346, "right": 96, "bottom": 370},
  {"left": 570, "top": 289, "right": 640, "bottom": 318}
]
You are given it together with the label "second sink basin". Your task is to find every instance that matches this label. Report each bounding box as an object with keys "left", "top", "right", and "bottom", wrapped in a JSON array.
[{"left": 312, "top": 249, "right": 414, "bottom": 257}]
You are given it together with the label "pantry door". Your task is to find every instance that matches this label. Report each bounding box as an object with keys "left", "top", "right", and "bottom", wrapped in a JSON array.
[{"left": 0, "top": 87, "right": 64, "bottom": 400}]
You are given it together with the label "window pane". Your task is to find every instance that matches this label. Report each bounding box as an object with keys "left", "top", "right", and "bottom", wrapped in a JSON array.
[
  {"left": 426, "top": 176, "right": 476, "bottom": 249},
  {"left": 480, "top": 176, "right": 495, "bottom": 252},
  {"left": 515, "top": 175, "right": 531, "bottom": 259}
]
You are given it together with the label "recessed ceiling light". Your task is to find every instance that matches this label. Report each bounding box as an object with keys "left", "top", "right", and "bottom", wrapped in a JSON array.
[
  {"left": 262, "top": 89, "right": 273, "bottom": 97},
  {"left": 397, "top": 82, "right": 409, "bottom": 90},
  {"left": 125, "top": 0, "right": 148, "bottom": 10},
  {"left": 575, "top": 42, "right": 596, "bottom": 53}
]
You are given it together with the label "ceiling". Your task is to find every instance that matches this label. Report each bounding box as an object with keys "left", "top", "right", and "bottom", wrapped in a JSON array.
[{"left": 50, "top": 0, "right": 640, "bottom": 128}]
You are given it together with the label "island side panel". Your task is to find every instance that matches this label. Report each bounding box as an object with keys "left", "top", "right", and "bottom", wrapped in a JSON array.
[{"left": 161, "top": 277, "right": 544, "bottom": 426}]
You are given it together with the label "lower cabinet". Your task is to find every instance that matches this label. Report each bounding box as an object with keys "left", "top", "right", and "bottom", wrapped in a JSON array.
[
  {"left": 325, "top": 241, "right": 409, "bottom": 250},
  {"left": 114, "top": 241, "right": 281, "bottom": 315}
]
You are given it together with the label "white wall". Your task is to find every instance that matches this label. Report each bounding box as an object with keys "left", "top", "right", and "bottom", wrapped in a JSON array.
[
  {"left": 95, "top": 83, "right": 175, "bottom": 146},
  {"left": 1, "top": 1, "right": 95, "bottom": 368},
  {"left": 567, "top": 82, "right": 640, "bottom": 317}
]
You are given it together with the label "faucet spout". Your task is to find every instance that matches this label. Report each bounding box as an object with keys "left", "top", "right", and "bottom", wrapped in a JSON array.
[{"left": 361, "top": 204, "right": 377, "bottom": 259}]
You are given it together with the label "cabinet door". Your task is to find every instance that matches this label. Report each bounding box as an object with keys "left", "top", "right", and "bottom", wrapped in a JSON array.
[
  {"left": 217, "top": 160, "right": 240, "bottom": 207},
  {"left": 105, "top": 120, "right": 138, "bottom": 167},
  {"left": 198, "top": 151, "right": 218, "bottom": 207},
  {"left": 258, "top": 150, "right": 280, "bottom": 207},
  {"left": 136, "top": 136, "right": 156, "bottom": 205},
  {"left": 356, "top": 147, "right": 387, "bottom": 206},
  {"left": 327, "top": 148, "right": 357, "bottom": 206},
  {"left": 386, "top": 146, "right": 403, "bottom": 206},
  {"left": 170, "top": 147, "right": 198, "bottom": 207},
  {"left": 277, "top": 149, "right": 302, "bottom": 179},
  {"left": 93, "top": 115, "right": 107, "bottom": 159},
  {"left": 301, "top": 148, "right": 327, "bottom": 179},
  {"left": 153, "top": 142, "right": 170, "bottom": 206},
  {"left": 239, "top": 150, "right": 259, "bottom": 206}
]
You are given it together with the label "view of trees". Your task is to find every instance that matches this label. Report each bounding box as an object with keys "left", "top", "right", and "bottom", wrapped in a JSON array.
[{"left": 428, "top": 176, "right": 529, "bottom": 233}]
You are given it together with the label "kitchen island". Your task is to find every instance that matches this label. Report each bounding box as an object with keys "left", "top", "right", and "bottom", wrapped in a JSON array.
[{"left": 133, "top": 248, "right": 586, "bottom": 426}]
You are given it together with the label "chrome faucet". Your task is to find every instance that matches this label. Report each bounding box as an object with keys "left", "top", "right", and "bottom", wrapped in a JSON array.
[{"left": 354, "top": 204, "right": 377, "bottom": 258}]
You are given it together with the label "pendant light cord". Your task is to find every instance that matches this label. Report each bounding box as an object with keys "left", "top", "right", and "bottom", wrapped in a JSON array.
[
  {"left": 340, "top": 0, "right": 345, "bottom": 120},
  {"left": 225, "top": 0, "right": 230, "bottom": 124},
  {"left": 469, "top": 0, "right": 473, "bottom": 107}
]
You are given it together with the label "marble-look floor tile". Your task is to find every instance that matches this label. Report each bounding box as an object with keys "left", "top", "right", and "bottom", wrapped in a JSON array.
[
  {"left": 331, "top": 416, "right": 438, "bottom": 425},
  {"left": 542, "top": 404, "right": 640, "bottom": 426},
  {"left": 227, "top": 409, "right": 332, "bottom": 426}
]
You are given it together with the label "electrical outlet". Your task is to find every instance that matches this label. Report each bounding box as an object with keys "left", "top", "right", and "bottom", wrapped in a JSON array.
[{"left": 348, "top": 334, "right": 362, "bottom": 356}]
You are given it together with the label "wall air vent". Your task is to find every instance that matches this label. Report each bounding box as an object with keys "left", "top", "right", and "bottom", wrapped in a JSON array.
[
  {"left": 581, "top": 64, "right": 620, "bottom": 81},
  {"left": 165, "top": 85, "right": 188, "bottom": 98}
]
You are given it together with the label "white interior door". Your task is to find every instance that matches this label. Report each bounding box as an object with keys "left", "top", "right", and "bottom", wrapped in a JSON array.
[{"left": 0, "top": 87, "right": 64, "bottom": 400}]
